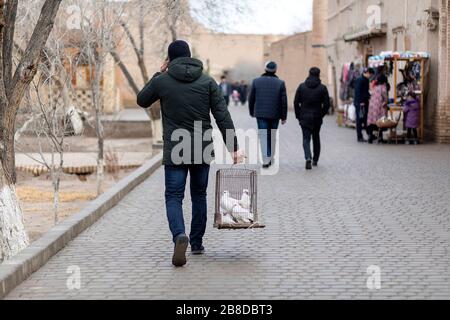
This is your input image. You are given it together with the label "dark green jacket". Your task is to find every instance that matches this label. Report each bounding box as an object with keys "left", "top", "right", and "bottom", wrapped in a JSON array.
[{"left": 137, "top": 57, "right": 238, "bottom": 165}]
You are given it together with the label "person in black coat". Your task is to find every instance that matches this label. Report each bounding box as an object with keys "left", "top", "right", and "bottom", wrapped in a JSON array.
[
  {"left": 239, "top": 80, "right": 249, "bottom": 105},
  {"left": 353, "top": 67, "right": 375, "bottom": 142},
  {"left": 249, "top": 61, "right": 288, "bottom": 168},
  {"left": 137, "top": 40, "right": 241, "bottom": 267},
  {"left": 294, "top": 67, "right": 330, "bottom": 170}
]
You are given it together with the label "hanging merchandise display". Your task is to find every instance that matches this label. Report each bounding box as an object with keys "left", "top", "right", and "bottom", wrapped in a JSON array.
[
  {"left": 338, "top": 61, "right": 365, "bottom": 128},
  {"left": 368, "top": 51, "right": 430, "bottom": 143}
]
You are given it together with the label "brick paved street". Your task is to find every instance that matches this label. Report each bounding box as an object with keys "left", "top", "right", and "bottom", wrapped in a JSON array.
[{"left": 6, "top": 106, "right": 450, "bottom": 300}]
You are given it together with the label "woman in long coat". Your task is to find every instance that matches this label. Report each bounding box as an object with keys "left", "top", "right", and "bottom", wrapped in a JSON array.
[{"left": 367, "top": 74, "right": 389, "bottom": 143}]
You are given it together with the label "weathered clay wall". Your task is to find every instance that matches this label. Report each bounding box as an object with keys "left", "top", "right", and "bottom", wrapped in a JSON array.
[
  {"left": 268, "top": 0, "right": 329, "bottom": 107},
  {"left": 435, "top": 0, "right": 450, "bottom": 142},
  {"left": 269, "top": 32, "right": 313, "bottom": 107}
]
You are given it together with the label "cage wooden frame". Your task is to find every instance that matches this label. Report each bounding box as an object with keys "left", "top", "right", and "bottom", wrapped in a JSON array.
[{"left": 214, "top": 168, "right": 265, "bottom": 230}]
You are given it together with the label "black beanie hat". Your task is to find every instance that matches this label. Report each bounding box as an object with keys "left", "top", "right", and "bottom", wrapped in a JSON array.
[
  {"left": 265, "top": 61, "right": 277, "bottom": 73},
  {"left": 168, "top": 40, "right": 191, "bottom": 61},
  {"left": 309, "top": 67, "right": 321, "bottom": 77}
]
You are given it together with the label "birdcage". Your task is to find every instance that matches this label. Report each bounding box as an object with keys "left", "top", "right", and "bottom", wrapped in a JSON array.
[{"left": 214, "top": 168, "right": 265, "bottom": 229}]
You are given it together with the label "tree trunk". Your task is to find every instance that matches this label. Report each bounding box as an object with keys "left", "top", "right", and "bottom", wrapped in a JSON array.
[
  {"left": 96, "top": 130, "right": 104, "bottom": 196},
  {"left": 110, "top": 50, "right": 158, "bottom": 134},
  {"left": 0, "top": 0, "right": 62, "bottom": 262},
  {"left": 52, "top": 171, "right": 60, "bottom": 225},
  {"left": 51, "top": 151, "right": 63, "bottom": 225},
  {"left": 52, "top": 176, "right": 60, "bottom": 225},
  {"left": 110, "top": 50, "right": 140, "bottom": 95},
  {"left": 92, "top": 64, "right": 105, "bottom": 196},
  {"left": 0, "top": 165, "right": 28, "bottom": 263}
]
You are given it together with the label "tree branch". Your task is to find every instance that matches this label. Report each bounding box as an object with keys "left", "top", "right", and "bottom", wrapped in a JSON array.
[
  {"left": 110, "top": 49, "right": 140, "bottom": 95},
  {"left": 119, "top": 19, "right": 149, "bottom": 83},
  {"left": 0, "top": 0, "right": 9, "bottom": 134},
  {"left": 3, "top": 0, "right": 18, "bottom": 95},
  {"left": 9, "top": 0, "right": 62, "bottom": 119},
  {"left": 2, "top": 0, "right": 62, "bottom": 184}
]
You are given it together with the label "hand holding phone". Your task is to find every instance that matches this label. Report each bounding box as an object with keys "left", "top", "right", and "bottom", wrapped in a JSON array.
[{"left": 160, "top": 58, "right": 169, "bottom": 73}]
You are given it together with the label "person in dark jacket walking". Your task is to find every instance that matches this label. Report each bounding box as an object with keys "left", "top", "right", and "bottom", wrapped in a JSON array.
[
  {"left": 249, "top": 61, "right": 288, "bottom": 168},
  {"left": 353, "top": 68, "right": 375, "bottom": 142},
  {"left": 239, "top": 80, "right": 249, "bottom": 105},
  {"left": 219, "top": 75, "right": 232, "bottom": 106},
  {"left": 294, "top": 67, "right": 330, "bottom": 170},
  {"left": 137, "top": 40, "right": 241, "bottom": 267}
]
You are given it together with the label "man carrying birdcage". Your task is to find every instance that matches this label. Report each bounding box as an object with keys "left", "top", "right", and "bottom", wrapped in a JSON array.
[{"left": 137, "top": 40, "right": 243, "bottom": 267}]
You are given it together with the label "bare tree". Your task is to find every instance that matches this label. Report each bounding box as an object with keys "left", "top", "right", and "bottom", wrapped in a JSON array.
[
  {"left": 189, "top": 0, "right": 252, "bottom": 34},
  {"left": 110, "top": 0, "right": 164, "bottom": 145},
  {"left": 110, "top": 0, "right": 193, "bottom": 146},
  {"left": 164, "top": 0, "right": 185, "bottom": 42},
  {"left": 71, "top": 0, "right": 125, "bottom": 195},
  {"left": 111, "top": 0, "right": 189, "bottom": 92},
  {"left": 0, "top": 0, "right": 62, "bottom": 263},
  {"left": 23, "top": 38, "right": 76, "bottom": 225},
  {"left": 112, "top": 0, "right": 251, "bottom": 95}
]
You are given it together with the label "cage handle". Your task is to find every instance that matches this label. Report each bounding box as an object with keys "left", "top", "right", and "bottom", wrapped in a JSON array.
[{"left": 231, "top": 156, "right": 248, "bottom": 169}]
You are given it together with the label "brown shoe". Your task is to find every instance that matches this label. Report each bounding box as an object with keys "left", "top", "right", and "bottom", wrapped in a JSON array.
[{"left": 172, "top": 234, "right": 189, "bottom": 267}]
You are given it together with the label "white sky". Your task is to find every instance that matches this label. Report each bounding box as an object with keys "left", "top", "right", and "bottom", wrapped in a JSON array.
[{"left": 190, "top": 0, "right": 313, "bottom": 35}]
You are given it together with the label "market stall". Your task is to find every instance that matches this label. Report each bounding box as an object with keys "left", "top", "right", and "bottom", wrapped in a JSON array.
[
  {"left": 368, "top": 51, "right": 430, "bottom": 143},
  {"left": 337, "top": 61, "right": 363, "bottom": 128}
]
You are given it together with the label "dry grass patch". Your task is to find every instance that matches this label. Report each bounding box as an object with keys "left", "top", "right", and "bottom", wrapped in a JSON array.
[{"left": 17, "top": 186, "right": 96, "bottom": 203}]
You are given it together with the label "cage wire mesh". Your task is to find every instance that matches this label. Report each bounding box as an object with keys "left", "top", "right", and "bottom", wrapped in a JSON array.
[{"left": 214, "top": 168, "right": 264, "bottom": 229}]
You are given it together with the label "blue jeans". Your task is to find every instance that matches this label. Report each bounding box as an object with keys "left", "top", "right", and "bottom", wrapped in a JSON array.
[
  {"left": 257, "top": 118, "right": 280, "bottom": 164},
  {"left": 164, "top": 165, "right": 210, "bottom": 246}
]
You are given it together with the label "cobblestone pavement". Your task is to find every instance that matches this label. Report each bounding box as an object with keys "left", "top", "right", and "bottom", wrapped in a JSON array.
[{"left": 7, "top": 106, "right": 450, "bottom": 300}]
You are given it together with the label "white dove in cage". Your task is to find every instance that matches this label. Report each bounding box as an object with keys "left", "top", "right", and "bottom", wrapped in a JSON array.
[
  {"left": 220, "top": 190, "right": 239, "bottom": 214},
  {"left": 239, "top": 189, "right": 251, "bottom": 210},
  {"left": 221, "top": 213, "right": 236, "bottom": 225},
  {"left": 231, "top": 204, "right": 252, "bottom": 224}
]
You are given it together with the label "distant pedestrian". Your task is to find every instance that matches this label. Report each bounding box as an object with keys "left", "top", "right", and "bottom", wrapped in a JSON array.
[
  {"left": 239, "top": 80, "right": 248, "bottom": 105},
  {"left": 403, "top": 91, "right": 420, "bottom": 145},
  {"left": 354, "top": 67, "right": 375, "bottom": 143},
  {"left": 219, "top": 75, "right": 232, "bottom": 107},
  {"left": 294, "top": 67, "right": 330, "bottom": 170},
  {"left": 231, "top": 89, "right": 240, "bottom": 107},
  {"left": 367, "top": 74, "right": 389, "bottom": 144},
  {"left": 232, "top": 81, "right": 240, "bottom": 92},
  {"left": 249, "top": 61, "right": 288, "bottom": 168},
  {"left": 137, "top": 40, "right": 242, "bottom": 267}
]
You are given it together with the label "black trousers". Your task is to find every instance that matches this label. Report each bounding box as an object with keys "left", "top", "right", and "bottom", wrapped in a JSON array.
[
  {"left": 367, "top": 124, "right": 378, "bottom": 138},
  {"left": 355, "top": 103, "right": 368, "bottom": 140},
  {"left": 301, "top": 126, "right": 321, "bottom": 162},
  {"left": 407, "top": 128, "right": 418, "bottom": 140}
]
